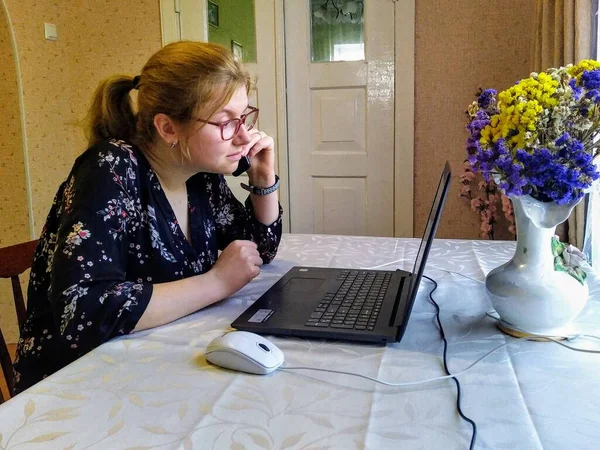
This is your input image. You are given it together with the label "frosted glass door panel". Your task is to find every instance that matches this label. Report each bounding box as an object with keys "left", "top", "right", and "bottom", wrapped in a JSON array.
[{"left": 311, "top": 0, "right": 365, "bottom": 62}]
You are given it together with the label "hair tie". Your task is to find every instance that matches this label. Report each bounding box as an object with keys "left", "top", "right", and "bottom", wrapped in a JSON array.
[{"left": 132, "top": 75, "right": 141, "bottom": 90}]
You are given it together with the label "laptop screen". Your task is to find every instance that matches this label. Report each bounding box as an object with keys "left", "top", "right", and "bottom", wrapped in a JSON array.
[
  {"left": 412, "top": 161, "right": 451, "bottom": 276},
  {"left": 394, "top": 161, "right": 451, "bottom": 326}
]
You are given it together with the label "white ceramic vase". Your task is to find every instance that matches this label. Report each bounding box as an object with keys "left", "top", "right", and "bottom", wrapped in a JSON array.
[{"left": 485, "top": 195, "right": 589, "bottom": 336}]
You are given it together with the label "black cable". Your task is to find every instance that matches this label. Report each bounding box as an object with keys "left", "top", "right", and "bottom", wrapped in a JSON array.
[{"left": 422, "top": 275, "right": 477, "bottom": 450}]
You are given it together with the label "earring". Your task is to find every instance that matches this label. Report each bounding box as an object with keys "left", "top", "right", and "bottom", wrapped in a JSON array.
[{"left": 170, "top": 141, "right": 177, "bottom": 149}]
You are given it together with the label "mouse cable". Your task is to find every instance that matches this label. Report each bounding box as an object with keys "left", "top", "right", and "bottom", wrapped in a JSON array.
[{"left": 279, "top": 337, "right": 520, "bottom": 386}]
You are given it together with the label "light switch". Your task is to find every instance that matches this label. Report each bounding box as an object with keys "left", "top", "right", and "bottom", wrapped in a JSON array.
[{"left": 44, "top": 23, "right": 57, "bottom": 41}]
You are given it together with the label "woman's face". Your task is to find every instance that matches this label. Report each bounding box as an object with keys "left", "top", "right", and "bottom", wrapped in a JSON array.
[{"left": 185, "top": 86, "right": 254, "bottom": 174}]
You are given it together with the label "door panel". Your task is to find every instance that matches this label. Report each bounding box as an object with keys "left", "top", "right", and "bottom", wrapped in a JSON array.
[
  {"left": 285, "top": 0, "right": 395, "bottom": 236},
  {"left": 313, "top": 178, "right": 366, "bottom": 235},
  {"left": 312, "top": 88, "right": 365, "bottom": 154}
]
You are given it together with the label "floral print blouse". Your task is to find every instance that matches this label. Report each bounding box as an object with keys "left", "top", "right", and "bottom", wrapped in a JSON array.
[{"left": 13, "top": 139, "right": 282, "bottom": 393}]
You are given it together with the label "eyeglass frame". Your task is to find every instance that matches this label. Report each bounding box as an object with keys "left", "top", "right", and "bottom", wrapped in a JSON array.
[{"left": 196, "top": 106, "right": 259, "bottom": 141}]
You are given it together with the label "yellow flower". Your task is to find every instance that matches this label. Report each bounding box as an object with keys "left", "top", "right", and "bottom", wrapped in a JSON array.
[
  {"left": 481, "top": 73, "right": 556, "bottom": 149},
  {"left": 568, "top": 59, "right": 600, "bottom": 82}
]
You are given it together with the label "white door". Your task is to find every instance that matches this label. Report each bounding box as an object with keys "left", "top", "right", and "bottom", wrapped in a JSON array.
[{"left": 285, "top": 0, "right": 395, "bottom": 236}]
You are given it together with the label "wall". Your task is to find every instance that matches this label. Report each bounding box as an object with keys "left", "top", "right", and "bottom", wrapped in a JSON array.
[
  {"left": 5, "top": 0, "right": 162, "bottom": 235},
  {"left": 0, "top": 7, "right": 29, "bottom": 249},
  {"left": 0, "top": 3, "right": 30, "bottom": 346},
  {"left": 0, "top": 0, "right": 162, "bottom": 343},
  {"left": 208, "top": 0, "right": 256, "bottom": 61},
  {"left": 415, "top": 0, "right": 535, "bottom": 239}
]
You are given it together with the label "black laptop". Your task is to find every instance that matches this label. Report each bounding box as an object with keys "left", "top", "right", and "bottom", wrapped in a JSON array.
[{"left": 232, "top": 162, "right": 451, "bottom": 344}]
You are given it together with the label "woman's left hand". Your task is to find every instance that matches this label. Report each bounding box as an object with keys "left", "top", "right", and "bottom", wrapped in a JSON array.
[{"left": 244, "top": 129, "right": 276, "bottom": 187}]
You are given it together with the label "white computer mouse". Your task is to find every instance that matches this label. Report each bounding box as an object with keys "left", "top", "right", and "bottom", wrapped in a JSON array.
[{"left": 205, "top": 331, "right": 284, "bottom": 375}]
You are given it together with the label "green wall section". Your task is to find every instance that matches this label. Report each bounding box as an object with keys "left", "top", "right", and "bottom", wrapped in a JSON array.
[{"left": 208, "top": 0, "right": 256, "bottom": 62}]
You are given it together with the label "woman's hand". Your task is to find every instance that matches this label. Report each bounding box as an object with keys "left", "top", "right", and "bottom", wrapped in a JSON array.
[
  {"left": 211, "top": 240, "right": 263, "bottom": 297},
  {"left": 244, "top": 129, "right": 276, "bottom": 187},
  {"left": 136, "top": 241, "right": 262, "bottom": 331},
  {"left": 239, "top": 128, "right": 280, "bottom": 225}
]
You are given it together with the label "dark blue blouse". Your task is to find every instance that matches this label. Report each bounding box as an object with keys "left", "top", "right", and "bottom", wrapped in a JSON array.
[{"left": 13, "top": 139, "right": 282, "bottom": 393}]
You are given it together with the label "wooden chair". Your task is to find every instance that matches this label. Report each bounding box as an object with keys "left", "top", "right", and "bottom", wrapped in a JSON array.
[{"left": 0, "top": 239, "right": 38, "bottom": 403}]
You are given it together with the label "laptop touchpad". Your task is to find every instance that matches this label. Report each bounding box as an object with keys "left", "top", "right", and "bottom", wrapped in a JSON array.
[{"left": 279, "top": 277, "right": 325, "bottom": 293}]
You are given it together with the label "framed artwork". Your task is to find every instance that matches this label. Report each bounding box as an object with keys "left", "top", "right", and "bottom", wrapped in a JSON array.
[
  {"left": 208, "top": 1, "right": 219, "bottom": 28},
  {"left": 231, "top": 40, "right": 243, "bottom": 61}
]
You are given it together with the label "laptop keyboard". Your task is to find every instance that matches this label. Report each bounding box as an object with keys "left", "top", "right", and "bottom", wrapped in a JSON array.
[{"left": 304, "top": 270, "right": 392, "bottom": 331}]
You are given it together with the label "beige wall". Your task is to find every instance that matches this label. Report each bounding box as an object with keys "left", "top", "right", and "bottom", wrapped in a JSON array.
[
  {"left": 0, "top": 0, "right": 162, "bottom": 343},
  {"left": 5, "top": 0, "right": 162, "bottom": 233},
  {"left": 0, "top": 6, "right": 29, "bottom": 249},
  {"left": 415, "top": 0, "right": 535, "bottom": 239},
  {"left": 0, "top": 4, "right": 30, "bottom": 346}
]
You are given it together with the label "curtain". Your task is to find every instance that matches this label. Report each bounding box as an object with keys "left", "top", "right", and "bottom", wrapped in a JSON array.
[
  {"left": 583, "top": 175, "right": 600, "bottom": 272},
  {"left": 531, "top": 0, "right": 593, "bottom": 249}
]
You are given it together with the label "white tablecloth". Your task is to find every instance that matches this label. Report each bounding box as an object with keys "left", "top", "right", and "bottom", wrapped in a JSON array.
[{"left": 1, "top": 234, "right": 599, "bottom": 450}]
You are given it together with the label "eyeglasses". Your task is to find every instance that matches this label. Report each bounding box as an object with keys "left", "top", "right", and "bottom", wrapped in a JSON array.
[{"left": 197, "top": 106, "right": 259, "bottom": 141}]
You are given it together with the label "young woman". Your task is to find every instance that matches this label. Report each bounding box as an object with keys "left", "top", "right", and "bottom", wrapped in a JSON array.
[{"left": 13, "top": 41, "right": 282, "bottom": 393}]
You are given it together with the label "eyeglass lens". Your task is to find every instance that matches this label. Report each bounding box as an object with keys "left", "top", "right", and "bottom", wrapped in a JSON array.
[{"left": 222, "top": 109, "right": 259, "bottom": 140}]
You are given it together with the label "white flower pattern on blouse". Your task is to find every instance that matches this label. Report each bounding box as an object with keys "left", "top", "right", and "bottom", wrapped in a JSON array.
[
  {"left": 13, "top": 138, "right": 283, "bottom": 394},
  {"left": 60, "top": 284, "right": 89, "bottom": 334}
]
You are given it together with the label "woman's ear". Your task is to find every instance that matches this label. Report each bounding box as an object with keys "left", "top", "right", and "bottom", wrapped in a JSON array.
[{"left": 153, "top": 113, "right": 179, "bottom": 147}]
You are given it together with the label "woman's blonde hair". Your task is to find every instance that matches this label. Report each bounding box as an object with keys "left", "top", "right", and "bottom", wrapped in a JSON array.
[{"left": 84, "top": 41, "right": 253, "bottom": 152}]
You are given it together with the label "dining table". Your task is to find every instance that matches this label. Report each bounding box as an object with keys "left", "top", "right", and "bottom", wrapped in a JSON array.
[{"left": 0, "top": 233, "right": 599, "bottom": 450}]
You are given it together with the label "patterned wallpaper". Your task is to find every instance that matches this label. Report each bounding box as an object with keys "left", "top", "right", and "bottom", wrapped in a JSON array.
[
  {"left": 414, "top": 0, "right": 534, "bottom": 240},
  {"left": 0, "top": 4, "right": 30, "bottom": 346},
  {"left": 0, "top": 6, "right": 29, "bottom": 249},
  {"left": 0, "top": 0, "right": 162, "bottom": 343}
]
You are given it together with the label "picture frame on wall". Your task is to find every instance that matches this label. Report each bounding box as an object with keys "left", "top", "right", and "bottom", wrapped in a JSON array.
[
  {"left": 231, "top": 40, "right": 243, "bottom": 61},
  {"left": 208, "top": 1, "right": 219, "bottom": 28}
]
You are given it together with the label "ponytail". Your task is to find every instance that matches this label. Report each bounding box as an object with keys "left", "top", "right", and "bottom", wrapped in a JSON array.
[
  {"left": 83, "top": 42, "right": 252, "bottom": 152},
  {"left": 84, "top": 75, "right": 137, "bottom": 147}
]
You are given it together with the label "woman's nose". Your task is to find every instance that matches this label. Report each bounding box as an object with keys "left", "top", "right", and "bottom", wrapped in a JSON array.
[{"left": 232, "top": 123, "right": 252, "bottom": 146}]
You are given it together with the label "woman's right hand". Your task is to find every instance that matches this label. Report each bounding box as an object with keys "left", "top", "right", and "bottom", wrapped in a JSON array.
[
  {"left": 211, "top": 240, "right": 263, "bottom": 297},
  {"left": 136, "top": 240, "right": 262, "bottom": 332}
]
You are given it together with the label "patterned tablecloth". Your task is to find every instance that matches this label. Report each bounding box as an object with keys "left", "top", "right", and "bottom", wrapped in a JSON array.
[{"left": 1, "top": 234, "right": 599, "bottom": 450}]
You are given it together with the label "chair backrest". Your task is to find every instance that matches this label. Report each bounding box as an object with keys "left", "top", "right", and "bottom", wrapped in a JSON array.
[{"left": 0, "top": 239, "right": 38, "bottom": 403}]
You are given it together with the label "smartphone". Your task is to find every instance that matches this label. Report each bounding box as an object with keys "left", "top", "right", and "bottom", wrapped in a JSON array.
[{"left": 232, "top": 155, "right": 251, "bottom": 177}]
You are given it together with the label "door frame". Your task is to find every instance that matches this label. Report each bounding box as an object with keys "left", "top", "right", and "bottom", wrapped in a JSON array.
[
  {"left": 159, "top": 0, "right": 208, "bottom": 44},
  {"left": 394, "top": 0, "right": 415, "bottom": 237},
  {"left": 158, "top": 0, "right": 413, "bottom": 236}
]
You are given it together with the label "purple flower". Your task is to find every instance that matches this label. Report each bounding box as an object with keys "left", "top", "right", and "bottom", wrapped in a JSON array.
[
  {"left": 570, "top": 78, "right": 583, "bottom": 100},
  {"left": 478, "top": 89, "right": 497, "bottom": 109},
  {"left": 586, "top": 89, "right": 600, "bottom": 103},
  {"left": 464, "top": 79, "right": 599, "bottom": 206},
  {"left": 555, "top": 132, "right": 570, "bottom": 147},
  {"left": 466, "top": 119, "right": 490, "bottom": 138},
  {"left": 581, "top": 70, "right": 600, "bottom": 90}
]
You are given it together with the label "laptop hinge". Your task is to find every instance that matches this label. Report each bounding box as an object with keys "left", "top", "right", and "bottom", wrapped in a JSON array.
[{"left": 389, "top": 274, "right": 413, "bottom": 327}]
